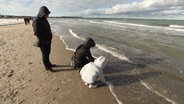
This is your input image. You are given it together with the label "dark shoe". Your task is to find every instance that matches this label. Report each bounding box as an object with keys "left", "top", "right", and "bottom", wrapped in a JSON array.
[
  {"left": 45, "top": 67, "right": 55, "bottom": 72},
  {"left": 45, "top": 67, "right": 51, "bottom": 70},
  {"left": 49, "top": 68, "right": 55, "bottom": 72},
  {"left": 50, "top": 64, "right": 57, "bottom": 67}
]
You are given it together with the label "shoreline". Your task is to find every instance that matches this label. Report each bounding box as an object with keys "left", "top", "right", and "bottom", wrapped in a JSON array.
[{"left": 0, "top": 24, "right": 117, "bottom": 104}]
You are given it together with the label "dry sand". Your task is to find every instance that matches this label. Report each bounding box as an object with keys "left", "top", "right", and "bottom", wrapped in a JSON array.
[{"left": 0, "top": 24, "right": 117, "bottom": 104}]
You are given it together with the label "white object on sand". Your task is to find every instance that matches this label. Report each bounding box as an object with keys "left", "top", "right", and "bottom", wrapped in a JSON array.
[{"left": 80, "top": 56, "right": 107, "bottom": 86}]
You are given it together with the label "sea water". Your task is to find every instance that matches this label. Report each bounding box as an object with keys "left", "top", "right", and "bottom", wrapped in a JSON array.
[{"left": 49, "top": 18, "right": 184, "bottom": 104}]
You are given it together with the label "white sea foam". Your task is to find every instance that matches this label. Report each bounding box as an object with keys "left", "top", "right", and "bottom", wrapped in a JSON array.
[
  {"left": 89, "top": 20, "right": 106, "bottom": 25},
  {"left": 106, "top": 82, "right": 123, "bottom": 104},
  {"left": 103, "top": 20, "right": 184, "bottom": 33},
  {"left": 78, "top": 19, "right": 89, "bottom": 22},
  {"left": 88, "top": 20, "right": 184, "bottom": 37},
  {"left": 96, "top": 44, "right": 135, "bottom": 63},
  {"left": 132, "top": 68, "right": 176, "bottom": 104},
  {"left": 104, "top": 20, "right": 154, "bottom": 28},
  {"left": 179, "top": 69, "right": 183, "bottom": 74},
  {"left": 169, "top": 25, "right": 184, "bottom": 29},
  {"left": 77, "top": 19, "right": 184, "bottom": 36},
  {"left": 69, "top": 29, "right": 85, "bottom": 41},
  {"left": 131, "top": 68, "right": 176, "bottom": 104},
  {"left": 140, "top": 80, "right": 176, "bottom": 104},
  {"left": 59, "top": 36, "right": 75, "bottom": 51}
]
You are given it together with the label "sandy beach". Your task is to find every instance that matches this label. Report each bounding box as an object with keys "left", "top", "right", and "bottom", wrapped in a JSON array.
[{"left": 0, "top": 24, "right": 117, "bottom": 104}]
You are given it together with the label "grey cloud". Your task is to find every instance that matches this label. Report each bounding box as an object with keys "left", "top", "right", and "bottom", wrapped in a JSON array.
[
  {"left": 81, "top": 0, "right": 184, "bottom": 18},
  {"left": 1, "top": 0, "right": 184, "bottom": 18}
]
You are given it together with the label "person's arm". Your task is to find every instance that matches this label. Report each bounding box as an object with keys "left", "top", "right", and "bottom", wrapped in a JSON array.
[
  {"left": 35, "top": 20, "right": 45, "bottom": 41},
  {"left": 86, "top": 50, "right": 94, "bottom": 62},
  {"left": 32, "top": 19, "right": 45, "bottom": 40}
]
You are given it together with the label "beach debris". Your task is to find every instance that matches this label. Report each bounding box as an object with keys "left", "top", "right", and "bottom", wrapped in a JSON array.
[
  {"left": 18, "top": 99, "right": 26, "bottom": 104},
  {"left": 55, "top": 88, "right": 60, "bottom": 92},
  {"left": 28, "top": 79, "right": 32, "bottom": 82},
  {"left": 20, "top": 85, "right": 26, "bottom": 89},
  {"left": 7, "top": 70, "right": 14, "bottom": 77},
  {"left": 28, "top": 62, "right": 32, "bottom": 65}
]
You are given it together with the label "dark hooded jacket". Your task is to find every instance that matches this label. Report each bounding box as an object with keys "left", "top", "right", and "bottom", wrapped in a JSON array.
[
  {"left": 32, "top": 6, "right": 52, "bottom": 44},
  {"left": 72, "top": 38, "right": 95, "bottom": 68}
]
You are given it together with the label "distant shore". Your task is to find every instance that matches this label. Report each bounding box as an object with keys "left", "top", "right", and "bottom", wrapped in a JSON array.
[{"left": 0, "top": 18, "right": 24, "bottom": 26}]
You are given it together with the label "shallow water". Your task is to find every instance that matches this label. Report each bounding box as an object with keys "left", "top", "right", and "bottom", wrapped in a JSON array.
[{"left": 49, "top": 18, "right": 184, "bottom": 104}]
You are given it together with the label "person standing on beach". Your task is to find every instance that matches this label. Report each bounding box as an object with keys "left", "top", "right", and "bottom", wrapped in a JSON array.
[
  {"left": 71, "top": 38, "right": 95, "bottom": 70},
  {"left": 24, "top": 17, "right": 27, "bottom": 25},
  {"left": 32, "top": 6, "right": 56, "bottom": 71}
]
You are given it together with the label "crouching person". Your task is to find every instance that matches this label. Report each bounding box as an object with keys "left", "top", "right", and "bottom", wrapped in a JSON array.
[
  {"left": 80, "top": 56, "right": 107, "bottom": 88},
  {"left": 71, "top": 38, "right": 95, "bottom": 70}
]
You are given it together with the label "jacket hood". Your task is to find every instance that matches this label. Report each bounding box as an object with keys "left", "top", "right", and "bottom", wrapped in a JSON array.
[
  {"left": 83, "top": 38, "right": 95, "bottom": 48},
  {"left": 37, "top": 6, "right": 50, "bottom": 18},
  {"left": 94, "top": 56, "right": 107, "bottom": 69}
]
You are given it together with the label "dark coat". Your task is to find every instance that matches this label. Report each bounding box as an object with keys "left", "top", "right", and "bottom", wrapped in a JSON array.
[
  {"left": 72, "top": 38, "right": 95, "bottom": 68},
  {"left": 73, "top": 44, "right": 94, "bottom": 63},
  {"left": 32, "top": 6, "right": 52, "bottom": 44}
]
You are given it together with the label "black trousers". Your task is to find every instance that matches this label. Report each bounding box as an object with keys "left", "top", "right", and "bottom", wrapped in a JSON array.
[{"left": 40, "top": 43, "right": 52, "bottom": 68}]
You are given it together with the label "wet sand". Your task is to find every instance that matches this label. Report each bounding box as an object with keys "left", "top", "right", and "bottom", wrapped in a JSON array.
[{"left": 0, "top": 24, "right": 117, "bottom": 104}]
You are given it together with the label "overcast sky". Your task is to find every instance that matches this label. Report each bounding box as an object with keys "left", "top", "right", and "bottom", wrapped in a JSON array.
[{"left": 0, "top": 0, "right": 184, "bottom": 19}]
